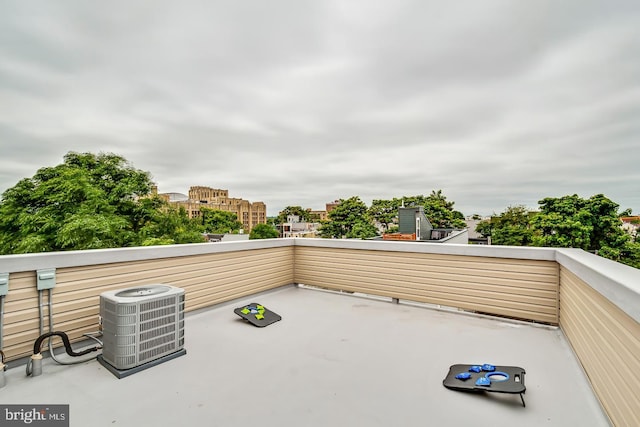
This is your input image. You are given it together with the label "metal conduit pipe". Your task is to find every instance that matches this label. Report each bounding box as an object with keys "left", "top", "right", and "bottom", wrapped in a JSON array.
[
  {"left": 0, "top": 295, "right": 5, "bottom": 350},
  {"left": 38, "top": 290, "right": 44, "bottom": 336},
  {"left": 0, "top": 296, "right": 4, "bottom": 388},
  {"left": 0, "top": 349, "right": 6, "bottom": 388}
]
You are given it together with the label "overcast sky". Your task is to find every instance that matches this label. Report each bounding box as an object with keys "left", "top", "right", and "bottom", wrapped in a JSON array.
[{"left": 1, "top": 1, "right": 639, "bottom": 217}]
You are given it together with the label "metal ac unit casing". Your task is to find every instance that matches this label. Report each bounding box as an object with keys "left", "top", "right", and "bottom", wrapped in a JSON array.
[{"left": 100, "top": 285, "right": 185, "bottom": 370}]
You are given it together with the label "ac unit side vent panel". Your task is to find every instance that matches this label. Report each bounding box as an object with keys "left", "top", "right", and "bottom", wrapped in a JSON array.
[
  {"left": 140, "top": 333, "right": 178, "bottom": 352},
  {"left": 140, "top": 296, "right": 176, "bottom": 312},
  {"left": 140, "top": 306, "right": 176, "bottom": 322},
  {"left": 139, "top": 342, "right": 176, "bottom": 363},
  {"left": 140, "top": 324, "right": 176, "bottom": 342},
  {"left": 100, "top": 285, "right": 185, "bottom": 370},
  {"left": 140, "top": 315, "right": 176, "bottom": 332}
]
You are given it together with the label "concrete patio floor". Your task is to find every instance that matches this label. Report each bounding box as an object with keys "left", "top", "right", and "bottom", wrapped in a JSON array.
[{"left": 1, "top": 285, "right": 610, "bottom": 426}]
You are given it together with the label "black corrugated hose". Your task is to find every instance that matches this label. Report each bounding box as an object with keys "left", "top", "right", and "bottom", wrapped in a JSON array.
[
  {"left": 26, "top": 331, "right": 101, "bottom": 376},
  {"left": 33, "top": 331, "right": 100, "bottom": 357}
]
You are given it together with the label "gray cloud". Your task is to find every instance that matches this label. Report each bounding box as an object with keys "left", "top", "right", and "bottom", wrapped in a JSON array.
[{"left": 1, "top": 0, "right": 639, "bottom": 216}]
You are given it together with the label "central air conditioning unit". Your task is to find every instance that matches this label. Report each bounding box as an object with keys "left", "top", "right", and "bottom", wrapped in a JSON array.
[{"left": 100, "top": 284, "right": 185, "bottom": 373}]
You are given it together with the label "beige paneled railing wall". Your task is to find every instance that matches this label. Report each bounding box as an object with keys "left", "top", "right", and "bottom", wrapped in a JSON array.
[
  {"left": 556, "top": 251, "right": 640, "bottom": 427},
  {"left": 1, "top": 239, "right": 639, "bottom": 427},
  {"left": 294, "top": 244, "right": 559, "bottom": 324}
]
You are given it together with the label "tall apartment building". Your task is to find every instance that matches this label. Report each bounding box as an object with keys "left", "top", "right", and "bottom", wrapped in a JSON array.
[{"left": 159, "top": 186, "right": 267, "bottom": 232}]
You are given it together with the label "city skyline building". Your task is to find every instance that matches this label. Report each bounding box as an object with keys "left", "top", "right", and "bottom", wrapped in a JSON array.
[{"left": 156, "top": 185, "right": 267, "bottom": 232}]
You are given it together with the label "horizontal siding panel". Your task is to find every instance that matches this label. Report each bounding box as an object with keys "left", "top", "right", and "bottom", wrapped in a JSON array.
[
  {"left": 3, "top": 318, "right": 42, "bottom": 345},
  {"left": 3, "top": 269, "right": 39, "bottom": 361},
  {"left": 296, "top": 266, "right": 557, "bottom": 309},
  {"left": 56, "top": 249, "right": 274, "bottom": 278},
  {"left": 54, "top": 248, "right": 292, "bottom": 292},
  {"left": 50, "top": 317, "right": 100, "bottom": 335},
  {"left": 6, "top": 271, "right": 36, "bottom": 290},
  {"left": 295, "top": 259, "right": 557, "bottom": 294},
  {"left": 295, "top": 274, "right": 557, "bottom": 323},
  {"left": 296, "top": 249, "right": 559, "bottom": 274},
  {"left": 3, "top": 283, "right": 38, "bottom": 305},
  {"left": 295, "top": 247, "right": 558, "bottom": 323},
  {"left": 4, "top": 307, "right": 42, "bottom": 325},
  {"left": 303, "top": 275, "right": 556, "bottom": 315},
  {"left": 295, "top": 264, "right": 557, "bottom": 302},
  {"left": 51, "top": 306, "right": 99, "bottom": 327},
  {"left": 295, "top": 249, "right": 557, "bottom": 287},
  {"left": 47, "top": 298, "right": 100, "bottom": 317},
  {"left": 561, "top": 269, "right": 640, "bottom": 374},
  {"left": 560, "top": 267, "right": 640, "bottom": 427},
  {"left": 2, "top": 327, "right": 41, "bottom": 357},
  {"left": 187, "top": 282, "right": 287, "bottom": 312},
  {"left": 51, "top": 262, "right": 291, "bottom": 305},
  {"left": 2, "top": 297, "right": 40, "bottom": 316}
]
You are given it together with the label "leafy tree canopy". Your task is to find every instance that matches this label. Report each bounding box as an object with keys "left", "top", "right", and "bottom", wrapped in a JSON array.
[
  {"left": 368, "top": 199, "right": 399, "bottom": 232},
  {"left": 275, "top": 206, "right": 312, "bottom": 224},
  {"left": 531, "top": 194, "right": 628, "bottom": 252},
  {"left": 249, "top": 223, "right": 279, "bottom": 239},
  {"left": 418, "top": 190, "right": 466, "bottom": 228},
  {"left": 476, "top": 205, "right": 535, "bottom": 246},
  {"left": 201, "top": 208, "right": 243, "bottom": 234},
  {"left": 0, "top": 152, "right": 204, "bottom": 253},
  {"left": 138, "top": 205, "right": 204, "bottom": 245},
  {"left": 319, "top": 196, "right": 378, "bottom": 239},
  {"left": 369, "top": 190, "right": 466, "bottom": 230},
  {"left": 476, "top": 194, "right": 639, "bottom": 268}
]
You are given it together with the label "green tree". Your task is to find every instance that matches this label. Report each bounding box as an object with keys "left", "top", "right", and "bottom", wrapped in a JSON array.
[
  {"left": 619, "top": 241, "right": 640, "bottom": 269},
  {"left": 476, "top": 205, "right": 535, "bottom": 246},
  {"left": 346, "top": 220, "right": 378, "bottom": 239},
  {"left": 249, "top": 223, "right": 279, "bottom": 239},
  {"left": 530, "top": 194, "right": 636, "bottom": 266},
  {"left": 138, "top": 205, "right": 204, "bottom": 245},
  {"left": 369, "top": 198, "right": 401, "bottom": 231},
  {"left": 275, "top": 206, "right": 312, "bottom": 224},
  {"left": 201, "top": 208, "right": 243, "bottom": 234},
  {"left": 369, "top": 191, "right": 465, "bottom": 232},
  {"left": 0, "top": 152, "right": 204, "bottom": 253},
  {"left": 391, "top": 191, "right": 466, "bottom": 229},
  {"left": 421, "top": 190, "right": 466, "bottom": 228},
  {"left": 319, "top": 196, "right": 378, "bottom": 239}
]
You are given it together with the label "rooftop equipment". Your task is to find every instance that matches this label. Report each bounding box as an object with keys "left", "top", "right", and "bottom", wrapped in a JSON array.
[{"left": 99, "top": 285, "right": 186, "bottom": 377}]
